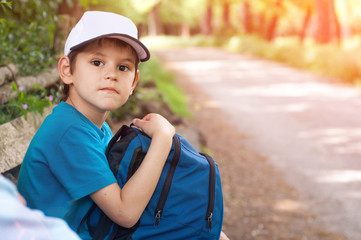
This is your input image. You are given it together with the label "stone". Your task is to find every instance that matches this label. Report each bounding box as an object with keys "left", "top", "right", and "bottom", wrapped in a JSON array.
[{"left": 0, "top": 107, "right": 52, "bottom": 173}]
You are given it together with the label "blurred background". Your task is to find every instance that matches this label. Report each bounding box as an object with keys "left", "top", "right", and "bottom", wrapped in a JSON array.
[
  {"left": 2, "top": 0, "right": 361, "bottom": 80},
  {"left": 2, "top": 0, "right": 361, "bottom": 123},
  {"left": 1, "top": 1, "right": 361, "bottom": 239},
  {"left": 2, "top": 0, "right": 361, "bottom": 120}
]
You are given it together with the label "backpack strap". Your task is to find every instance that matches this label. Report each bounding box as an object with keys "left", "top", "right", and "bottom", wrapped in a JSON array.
[
  {"left": 107, "top": 125, "right": 140, "bottom": 176},
  {"left": 90, "top": 211, "right": 115, "bottom": 240},
  {"left": 77, "top": 204, "right": 116, "bottom": 240},
  {"left": 77, "top": 203, "right": 97, "bottom": 233},
  {"left": 106, "top": 125, "right": 132, "bottom": 156}
]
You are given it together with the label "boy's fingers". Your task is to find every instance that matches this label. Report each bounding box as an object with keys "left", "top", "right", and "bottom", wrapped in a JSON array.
[
  {"left": 141, "top": 113, "right": 153, "bottom": 121},
  {"left": 132, "top": 118, "right": 142, "bottom": 127},
  {"left": 132, "top": 118, "right": 148, "bottom": 130}
]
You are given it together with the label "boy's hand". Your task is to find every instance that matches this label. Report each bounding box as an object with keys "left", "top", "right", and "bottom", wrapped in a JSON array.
[
  {"left": 220, "top": 231, "right": 230, "bottom": 240},
  {"left": 132, "top": 113, "right": 175, "bottom": 140}
]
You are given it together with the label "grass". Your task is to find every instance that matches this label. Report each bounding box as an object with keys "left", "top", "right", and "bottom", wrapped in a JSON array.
[{"left": 139, "top": 55, "right": 191, "bottom": 118}]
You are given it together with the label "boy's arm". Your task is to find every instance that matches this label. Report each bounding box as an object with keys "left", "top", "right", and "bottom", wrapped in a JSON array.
[{"left": 90, "top": 113, "right": 175, "bottom": 228}]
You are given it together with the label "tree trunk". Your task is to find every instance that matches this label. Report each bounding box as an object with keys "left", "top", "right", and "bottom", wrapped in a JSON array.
[
  {"left": 181, "top": 24, "right": 190, "bottom": 39},
  {"left": 242, "top": 0, "right": 253, "bottom": 33},
  {"left": 265, "top": 15, "right": 279, "bottom": 41},
  {"left": 265, "top": 0, "right": 282, "bottom": 41},
  {"left": 148, "top": 3, "right": 163, "bottom": 36},
  {"left": 314, "top": 0, "right": 340, "bottom": 44},
  {"left": 56, "top": 0, "right": 84, "bottom": 52},
  {"left": 314, "top": 0, "right": 332, "bottom": 43},
  {"left": 223, "top": 1, "right": 231, "bottom": 29},
  {"left": 257, "top": 12, "right": 266, "bottom": 37},
  {"left": 300, "top": 6, "right": 312, "bottom": 43},
  {"left": 201, "top": 0, "right": 213, "bottom": 35},
  {"left": 330, "top": 0, "right": 341, "bottom": 45},
  {"left": 57, "top": 0, "right": 83, "bottom": 22}
]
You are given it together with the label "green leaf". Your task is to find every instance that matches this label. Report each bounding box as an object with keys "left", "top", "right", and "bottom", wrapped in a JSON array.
[
  {"left": 19, "top": 91, "right": 24, "bottom": 101},
  {"left": 11, "top": 82, "right": 17, "bottom": 91}
]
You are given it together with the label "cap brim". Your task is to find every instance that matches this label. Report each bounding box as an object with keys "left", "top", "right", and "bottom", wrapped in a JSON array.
[{"left": 69, "top": 34, "right": 150, "bottom": 62}]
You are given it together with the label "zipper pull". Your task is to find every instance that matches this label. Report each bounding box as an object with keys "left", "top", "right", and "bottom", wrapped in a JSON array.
[
  {"left": 207, "top": 212, "right": 213, "bottom": 232},
  {"left": 154, "top": 209, "right": 162, "bottom": 228}
]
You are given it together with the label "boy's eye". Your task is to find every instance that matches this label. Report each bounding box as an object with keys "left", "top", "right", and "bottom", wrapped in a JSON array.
[
  {"left": 117, "top": 65, "right": 129, "bottom": 72},
  {"left": 91, "top": 60, "right": 103, "bottom": 67}
]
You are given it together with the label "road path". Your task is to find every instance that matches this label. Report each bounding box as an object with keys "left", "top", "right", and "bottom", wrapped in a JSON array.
[{"left": 155, "top": 47, "right": 361, "bottom": 239}]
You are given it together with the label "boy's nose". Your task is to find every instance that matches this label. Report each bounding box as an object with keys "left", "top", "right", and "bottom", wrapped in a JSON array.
[{"left": 104, "top": 66, "right": 117, "bottom": 81}]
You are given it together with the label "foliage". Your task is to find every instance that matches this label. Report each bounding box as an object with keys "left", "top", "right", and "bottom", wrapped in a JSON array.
[
  {"left": 157, "top": 0, "right": 206, "bottom": 27},
  {"left": 141, "top": 33, "right": 361, "bottom": 86},
  {"left": 87, "top": 0, "right": 146, "bottom": 23},
  {"left": 0, "top": 0, "right": 62, "bottom": 75},
  {"left": 0, "top": 0, "right": 65, "bottom": 124},
  {"left": 224, "top": 34, "right": 361, "bottom": 84},
  {"left": 139, "top": 56, "right": 190, "bottom": 117},
  {"left": 0, "top": 83, "right": 53, "bottom": 124},
  {"left": 141, "top": 35, "right": 220, "bottom": 49},
  {"left": 88, "top": 0, "right": 206, "bottom": 27},
  {"left": 0, "top": 0, "right": 11, "bottom": 12}
]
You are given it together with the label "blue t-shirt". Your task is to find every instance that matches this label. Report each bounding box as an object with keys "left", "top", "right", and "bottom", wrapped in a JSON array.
[{"left": 18, "top": 101, "right": 116, "bottom": 239}]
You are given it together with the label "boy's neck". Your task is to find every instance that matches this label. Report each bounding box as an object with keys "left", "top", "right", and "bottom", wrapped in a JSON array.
[{"left": 66, "top": 98, "right": 108, "bottom": 129}]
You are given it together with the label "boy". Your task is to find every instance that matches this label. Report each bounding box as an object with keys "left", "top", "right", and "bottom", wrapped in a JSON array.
[
  {"left": 18, "top": 11, "right": 230, "bottom": 240},
  {"left": 18, "top": 11, "right": 175, "bottom": 239}
]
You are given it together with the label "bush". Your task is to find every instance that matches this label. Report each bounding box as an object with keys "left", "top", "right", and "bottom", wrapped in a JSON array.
[
  {"left": 0, "top": 1, "right": 64, "bottom": 124},
  {"left": 224, "top": 34, "right": 361, "bottom": 85},
  {"left": 0, "top": 0, "right": 62, "bottom": 75}
]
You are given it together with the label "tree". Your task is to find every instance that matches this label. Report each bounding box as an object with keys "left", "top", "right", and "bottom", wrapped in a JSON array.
[
  {"left": 242, "top": 0, "right": 253, "bottom": 33},
  {"left": 314, "top": 0, "right": 340, "bottom": 44},
  {"left": 238, "top": 0, "right": 284, "bottom": 40},
  {"left": 201, "top": 0, "right": 214, "bottom": 35},
  {"left": 265, "top": 0, "right": 283, "bottom": 41},
  {"left": 300, "top": 3, "right": 312, "bottom": 43},
  {"left": 148, "top": 2, "right": 162, "bottom": 35},
  {"left": 158, "top": 0, "right": 206, "bottom": 36},
  {"left": 222, "top": 0, "right": 231, "bottom": 30}
]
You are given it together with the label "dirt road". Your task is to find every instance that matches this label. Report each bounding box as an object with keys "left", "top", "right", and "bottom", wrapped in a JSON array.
[{"left": 154, "top": 47, "right": 361, "bottom": 240}]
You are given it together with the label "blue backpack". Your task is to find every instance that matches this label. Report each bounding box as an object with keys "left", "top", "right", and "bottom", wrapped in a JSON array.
[{"left": 79, "top": 124, "right": 223, "bottom": 239}]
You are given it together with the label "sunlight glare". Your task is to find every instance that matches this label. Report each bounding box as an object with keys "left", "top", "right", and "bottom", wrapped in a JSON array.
[
  {"left": 316, "top": 170, "right": 361, "bottom": 183},
  {"left": 273, "top": 199, "right": 305, "bottom": 212}
]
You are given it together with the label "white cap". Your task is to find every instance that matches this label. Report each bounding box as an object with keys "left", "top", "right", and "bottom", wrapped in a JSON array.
[{"left": 64, "top": 11, "right": 150, "bottom": 62}]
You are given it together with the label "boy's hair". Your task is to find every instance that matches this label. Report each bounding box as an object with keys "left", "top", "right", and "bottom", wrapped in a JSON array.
[{"left": 61, "top": 38, "right": 140, "bottom": 102}]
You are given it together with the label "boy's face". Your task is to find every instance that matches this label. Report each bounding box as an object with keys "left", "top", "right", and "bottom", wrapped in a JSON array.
[{"left": 64, "top": 39, "right": 139, "bottom": 114}]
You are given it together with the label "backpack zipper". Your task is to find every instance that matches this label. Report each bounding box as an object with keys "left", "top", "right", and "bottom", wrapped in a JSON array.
[
  {"left": 201, "top": 153, "right": 216, "bottom": 232},
  {"left": 154, "top": 135, "right": 181, "bottom": 228},
  {"left": 152, "top": 137, "right": 217, "bottom": 232}
]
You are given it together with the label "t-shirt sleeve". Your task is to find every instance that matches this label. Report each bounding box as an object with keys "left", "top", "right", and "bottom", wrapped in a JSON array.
[{"left": 49, "top": 125, "right": 116, "bottom": 200}]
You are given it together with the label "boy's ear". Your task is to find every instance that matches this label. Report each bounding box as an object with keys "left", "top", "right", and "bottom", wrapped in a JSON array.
[
  {"left": 130, "top": 70, "right": 140, "bottom": 95},
  {"left": 58, "top": 56, "right": 73, "bottom": 84}
]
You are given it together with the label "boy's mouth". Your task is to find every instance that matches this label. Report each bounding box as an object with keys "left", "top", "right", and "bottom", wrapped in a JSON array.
[{"left": 100, "top": 87, "right": 118, "bottom": 94}]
